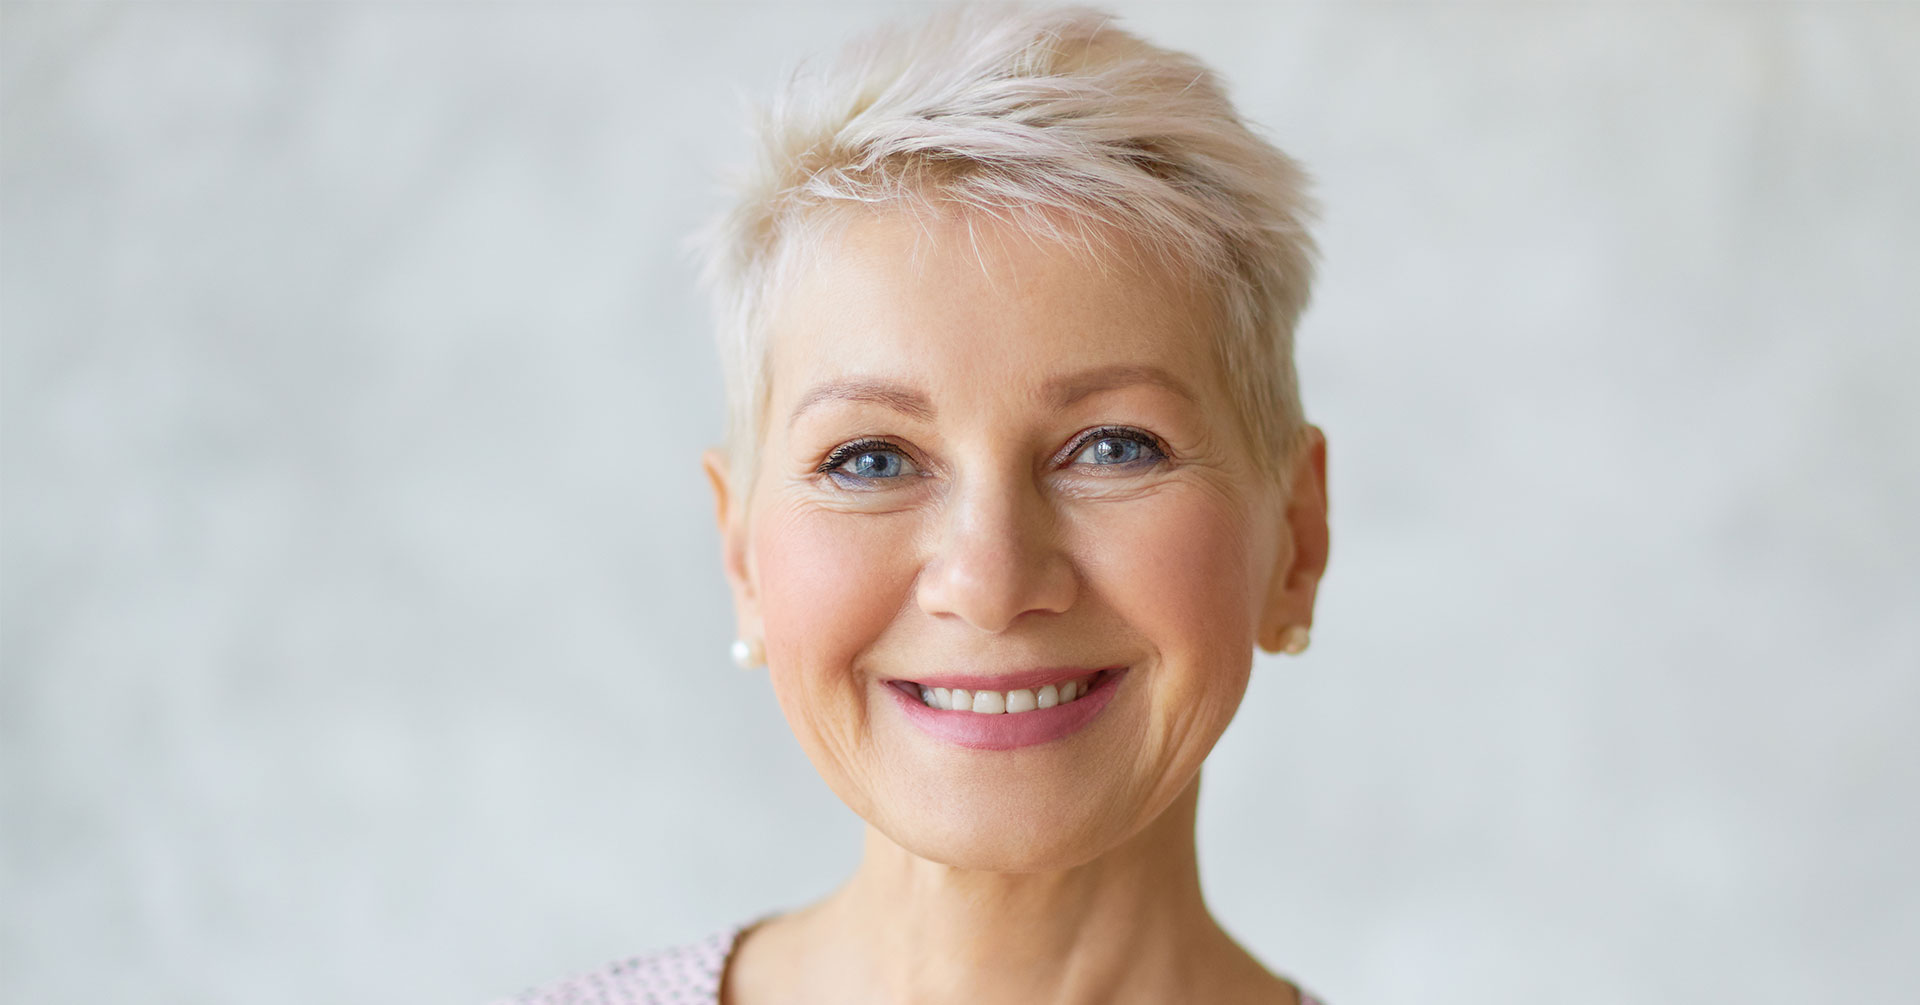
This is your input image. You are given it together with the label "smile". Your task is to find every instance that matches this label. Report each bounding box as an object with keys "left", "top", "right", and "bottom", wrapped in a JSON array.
[
  {"left": 898, "top": 670, "right": 1106, "bottom": 713},
  {"left": 885, "top": 668, "right": 1128, "bottom": 750}
]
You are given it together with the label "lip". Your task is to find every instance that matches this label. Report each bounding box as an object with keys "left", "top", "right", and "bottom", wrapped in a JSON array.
[{"left": 886, "top": 667, "right": 1129, "bottom": 751}]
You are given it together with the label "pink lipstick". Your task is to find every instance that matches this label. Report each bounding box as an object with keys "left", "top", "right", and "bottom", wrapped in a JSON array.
[{"left": 885, "top": 667, "right": 1128, "bottom": 750}]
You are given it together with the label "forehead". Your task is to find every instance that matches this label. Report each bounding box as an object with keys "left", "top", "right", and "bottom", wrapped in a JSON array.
[{"left": 763, "top": 209, "right": 1222, "bottom": 405}]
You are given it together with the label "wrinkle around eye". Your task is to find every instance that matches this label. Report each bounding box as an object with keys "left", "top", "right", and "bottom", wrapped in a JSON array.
[{"left": 1050, "top": 471, "right": 1183, "bottom": 504}]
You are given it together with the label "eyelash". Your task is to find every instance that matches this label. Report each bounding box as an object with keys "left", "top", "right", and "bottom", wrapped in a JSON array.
[{"left": 815, "top": 427, "right": 1168, "bottom": 480}]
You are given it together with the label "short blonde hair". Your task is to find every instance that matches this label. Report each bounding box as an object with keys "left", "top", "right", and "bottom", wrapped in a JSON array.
[{"left": 696, "top": 4, "right": 1317, "bottom": 491}]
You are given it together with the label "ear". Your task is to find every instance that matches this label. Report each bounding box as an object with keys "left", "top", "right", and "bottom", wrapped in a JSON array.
[
  {"left": 1257, "top": 425, "right": 1330, "bottom": 654},
  {"left": 702, "top": 448, "right": 760, "bottom": 643}
]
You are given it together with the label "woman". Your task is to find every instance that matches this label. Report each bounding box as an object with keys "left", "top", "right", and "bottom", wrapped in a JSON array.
[{"left": 502, "top": 6, "right": 1330, "bottom": 1003}]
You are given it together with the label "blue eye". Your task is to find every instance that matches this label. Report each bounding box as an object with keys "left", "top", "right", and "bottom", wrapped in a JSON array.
[
  {"left": 1071, "top": 430, "right": 1163, "bottom": 467},
  {"left": 1085, "top": 437, "right": 1141, "bottom": 464},
  {"left": 845, "top": 450, "right": 906, "bottom": 478},
  {"left": 823, "top": 441, "right": 918, "bottom": 484}
]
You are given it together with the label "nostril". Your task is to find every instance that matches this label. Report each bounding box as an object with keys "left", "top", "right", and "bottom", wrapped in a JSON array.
[{"left": 914, "top": 548, "right": 1078, "bottom": 633}]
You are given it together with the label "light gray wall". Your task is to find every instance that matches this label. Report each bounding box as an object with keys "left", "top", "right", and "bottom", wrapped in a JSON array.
[{"left": 4, "top": 3, "right": 1915, "bottom": 1002}]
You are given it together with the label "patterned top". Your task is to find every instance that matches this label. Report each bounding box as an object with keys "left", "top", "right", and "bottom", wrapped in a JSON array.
[{"left": 497, "top": 920, "right": 1324, "bottom": 1004}]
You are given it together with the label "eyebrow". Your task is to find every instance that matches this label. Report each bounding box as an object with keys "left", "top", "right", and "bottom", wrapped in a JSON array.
[
  {"left": 786, "top": 363, "right": 1198, "bottom": 425},
  {"left": 1045, "top": 363, "right": 1199, "bottom": 408},
  {"left": 788, "top": 378, "right": 936, "bottom": 424}
]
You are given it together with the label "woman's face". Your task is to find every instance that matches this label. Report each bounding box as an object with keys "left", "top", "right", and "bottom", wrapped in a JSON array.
[{"left": 707, "top": 211, "right": 1327, "bottom": 872}]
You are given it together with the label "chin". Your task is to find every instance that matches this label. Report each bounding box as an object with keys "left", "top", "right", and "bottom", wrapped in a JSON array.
[{"left": 880, "top": 800, "right": 1119, "bottom": 874}]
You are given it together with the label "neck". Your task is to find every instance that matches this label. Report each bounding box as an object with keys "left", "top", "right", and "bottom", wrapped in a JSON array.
[{"left": 748, "top": 772, "right": 1273, "bottom": 1005}]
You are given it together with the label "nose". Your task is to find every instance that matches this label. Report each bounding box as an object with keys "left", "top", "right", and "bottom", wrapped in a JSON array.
[{"left": 915, "top": 467, "right": 1077, "bottom": 633}]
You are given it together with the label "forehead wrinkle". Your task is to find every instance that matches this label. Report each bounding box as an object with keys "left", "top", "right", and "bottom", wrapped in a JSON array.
[
  {"left": 788, "top": 378, "right": 937, "bottom": 426},
  {"left": 787, "top": 362, "right": 1202, "bottom": 431}
]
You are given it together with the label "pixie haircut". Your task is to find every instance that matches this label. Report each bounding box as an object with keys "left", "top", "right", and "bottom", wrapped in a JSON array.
[{"left": 697, "top": 4, "right": 1317, "bottom": 492}]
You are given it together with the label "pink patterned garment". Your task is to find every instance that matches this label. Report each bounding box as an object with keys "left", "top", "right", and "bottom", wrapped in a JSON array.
[{"left": 496, "top": 921, "right": 1325, "bottom": 1004}]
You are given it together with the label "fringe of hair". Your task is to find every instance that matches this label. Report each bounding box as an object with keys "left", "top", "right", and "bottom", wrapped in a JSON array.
[{"left": 690, "top": 4, "right": 1318, "bottom": 494}]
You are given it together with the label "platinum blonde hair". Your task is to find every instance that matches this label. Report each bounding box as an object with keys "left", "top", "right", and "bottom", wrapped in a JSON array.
[{"left": 695, "top": 4, "right": 1317, "bottom": 493}]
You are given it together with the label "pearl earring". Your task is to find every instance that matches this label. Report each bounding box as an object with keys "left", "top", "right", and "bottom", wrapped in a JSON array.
[
  {"left": 730, "top": 637, "right": 765, "bottom": 669},
  {"left": 1278, "top": 625, "right": 1311, "bottom": 655}
]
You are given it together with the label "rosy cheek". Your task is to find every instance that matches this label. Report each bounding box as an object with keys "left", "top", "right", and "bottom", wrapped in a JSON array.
[
  {"left": 752, "top": 504, "right": 917, "bottom": 686},
  {"left": 1074, "top": 489, "right": 1261, "bottom": 685}
]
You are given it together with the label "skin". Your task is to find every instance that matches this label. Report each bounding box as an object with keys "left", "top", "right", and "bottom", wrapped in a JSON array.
[{"left": 702, "top": 208, "right": 1330, "bottom": 1005}]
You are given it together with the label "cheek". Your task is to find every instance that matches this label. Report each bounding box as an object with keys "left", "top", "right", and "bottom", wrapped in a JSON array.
[
  {"left": 1073, "top": 485, "right": 1265, "bottom": 689},
  {"left": 752, "top": 503, "right": 918, "bottom": 684}
]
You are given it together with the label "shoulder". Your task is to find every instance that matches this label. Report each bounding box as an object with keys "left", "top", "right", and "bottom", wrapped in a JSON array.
[{"left": 490, "top": 923, "right": 745, "bottom": 1005}]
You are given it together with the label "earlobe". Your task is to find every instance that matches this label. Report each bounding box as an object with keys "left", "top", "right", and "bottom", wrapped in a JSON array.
[{"left": 1257, "top": 624, "right": 1311, "bottom": 655}]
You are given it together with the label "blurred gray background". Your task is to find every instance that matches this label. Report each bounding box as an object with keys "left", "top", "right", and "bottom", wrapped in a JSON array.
[{"left": 4, "top": 2, "right": 1916, "bottom": 1002}]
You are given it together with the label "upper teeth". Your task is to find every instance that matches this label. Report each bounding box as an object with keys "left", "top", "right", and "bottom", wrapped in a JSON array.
[{"left": 916, "top": 674, "right": 1099, "bottom": 713}]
